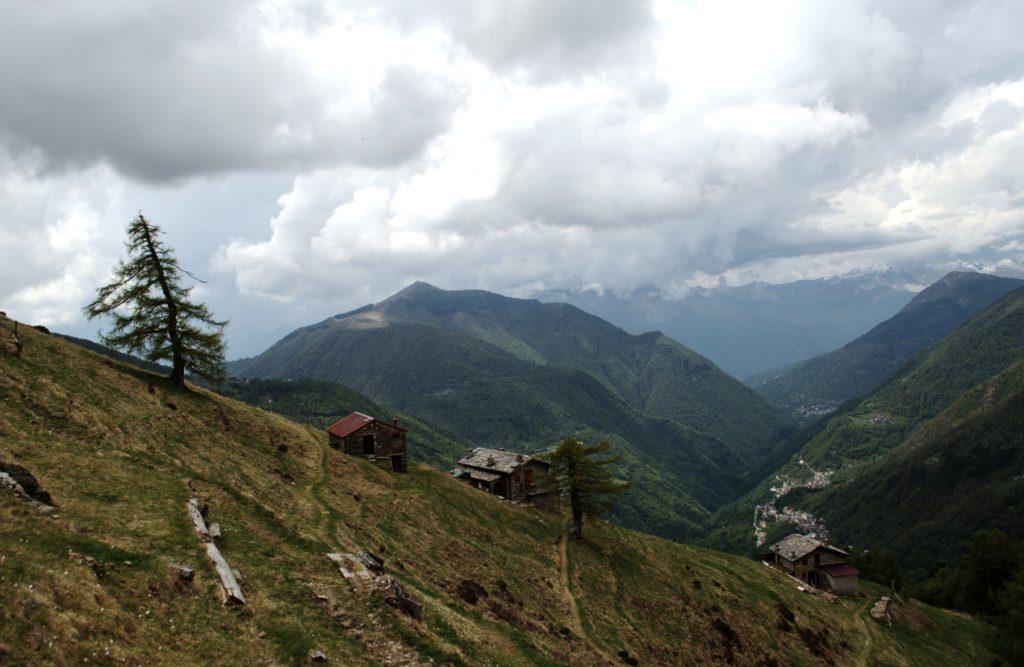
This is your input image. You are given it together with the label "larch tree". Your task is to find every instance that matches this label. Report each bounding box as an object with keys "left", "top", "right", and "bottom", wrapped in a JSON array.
[
  {"left": 543, "top": 437, "right": 630, "bottom": 540},
  {"left": 85, "top": 214, "right": 227, "bottom": 389}
]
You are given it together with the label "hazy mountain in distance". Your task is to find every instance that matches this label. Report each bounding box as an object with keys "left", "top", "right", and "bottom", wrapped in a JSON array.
[
  {"left": 748, "top": 272, "right": 1024, "bottom": 418},
  {"left": 537, "top": 270, "right": 921, "bottom": 379}
]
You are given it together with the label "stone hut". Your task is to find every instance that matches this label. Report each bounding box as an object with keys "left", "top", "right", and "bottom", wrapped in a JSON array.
[
  {"left": 326, "top": 412, "right": 407, "bottom": 473},
  {"left": 770, "top": 533, "right": 860, "bottom": 595},
  {"left": 453, "top": 447, "right": 549, "bottom": 502}
]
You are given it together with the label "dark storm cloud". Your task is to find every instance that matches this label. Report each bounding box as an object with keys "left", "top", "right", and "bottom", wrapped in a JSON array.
[
  {"left": 0, "top": 0, "right": 462, "bottom": 181},
  {"left": 3, "top": 0, "right": 1024, "bottom": 346}
]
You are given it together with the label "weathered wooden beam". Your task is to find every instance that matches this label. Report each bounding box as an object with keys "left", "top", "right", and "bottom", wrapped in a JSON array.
[
  {"left": 187, "top": 498, "right": 210, "bottom": 539},
  {"left": 188, "top": 497, "right": 244, "bottom": 605},
  {"left": 206, "top": 542, "right": 246, "bottom": 605}
]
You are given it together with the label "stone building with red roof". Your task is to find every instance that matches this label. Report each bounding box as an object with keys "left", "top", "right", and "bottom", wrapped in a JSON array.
[{"left": 326, "top": 412, "right": 407, "bottom": 473}]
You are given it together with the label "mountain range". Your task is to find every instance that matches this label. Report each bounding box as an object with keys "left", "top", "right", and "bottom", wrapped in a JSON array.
[
  {"left": 537, "top": 263, "right": 1024, "bottom": 380},
  {"left": 537, "top": 270, "right": 919, "bottom": 378},
  {"left": 228, "top": 282, "right": 795, "bottom": 541},
  {"left": 747, "top": 272, "right": 1024, "bottom": 418}
]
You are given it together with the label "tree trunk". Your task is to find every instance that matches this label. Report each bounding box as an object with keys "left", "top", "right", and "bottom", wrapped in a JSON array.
[
  {"left": 139, "top": 217, "right": 186, "bottom": 388},
  {"left": 570, "top": 488, "right": 583, "bottom": 540},
  {"left": 170, "top": 351, "right": 186, "bottom": 387}
]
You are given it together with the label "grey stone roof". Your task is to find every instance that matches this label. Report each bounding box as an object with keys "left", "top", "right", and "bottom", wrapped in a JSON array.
[
  {"left": 457, "top": 447, "right": 543, "bottom": 474},
  {"left": 770, "top": 534, "right": 849, "bottom": 561},
  {"left": 466, "top": 469, "right": 501, "bottom": 483}
]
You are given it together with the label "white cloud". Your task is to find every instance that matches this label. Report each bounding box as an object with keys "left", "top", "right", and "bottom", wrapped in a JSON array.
[
  {"left": 0, "top": 151, "right": 123, "bottom": 325},
  {"left": 1, "top": 0, "right": 1024, "bottom": 349}
]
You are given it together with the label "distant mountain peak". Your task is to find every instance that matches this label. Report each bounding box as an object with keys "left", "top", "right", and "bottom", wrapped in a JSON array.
[
  {"left": 389, "top": 281, "right": 442, "bottom": 298},
  {"left": 905, "top": 271, "right": 1022, "bottom": 310}
]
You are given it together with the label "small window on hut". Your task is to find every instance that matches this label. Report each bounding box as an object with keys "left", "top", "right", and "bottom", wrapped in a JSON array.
[{"left": 362, "top": 434, "right": 375, "bottom": 455}]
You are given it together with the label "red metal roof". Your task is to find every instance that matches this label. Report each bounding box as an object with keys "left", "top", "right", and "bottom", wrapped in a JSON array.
[
  {"left": 325, "top": 412, "right": 407, "bottom": 438},
  {"left": 820, "top": 563, "right": 859, "bottom": 577}
]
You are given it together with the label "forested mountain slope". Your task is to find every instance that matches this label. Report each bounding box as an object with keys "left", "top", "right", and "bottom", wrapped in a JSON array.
[
  {"left": 228, "top": 283, "right": 795, "bottom": 541},
  {"left": 233, "top": 282, "right": 791, "bottom": 452},
  {"left": 748, "top": 272, "right": 1023, "bottom": 418},
  {"left": 708, "top": 287, "right": 1024, "bottom": 579},
  {"left": 0, "top": 316, "right": 1002, "bottom": 665}
]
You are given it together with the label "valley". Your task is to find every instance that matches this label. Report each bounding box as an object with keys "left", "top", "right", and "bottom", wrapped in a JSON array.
[{"left": 0, "top": 313, "right": 1006, "bottom": 665}]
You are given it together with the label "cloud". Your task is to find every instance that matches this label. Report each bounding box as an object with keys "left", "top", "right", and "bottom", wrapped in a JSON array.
[
  {"left": 2, "top": 0, "right": 1024, "bottom": 353},
  {"left": 0, "top": 1, "right": 463, "bottom": 181},
  {"left": 0, "top": 150, "right": 123, "bottom": 325},
  {"left": 417, "top": 0, "right": 656, "bottom": 82}
]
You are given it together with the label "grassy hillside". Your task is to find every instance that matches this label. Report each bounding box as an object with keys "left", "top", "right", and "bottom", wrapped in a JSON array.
[
  {"left": 749, "top": 272, "right": 1023, "bottom": 418},
  {"left": 0, "top": 317, "right": 1003, "bottom": 665},
  {"left": 707, "top": 287, "right": 1024, "bottom": 578}
]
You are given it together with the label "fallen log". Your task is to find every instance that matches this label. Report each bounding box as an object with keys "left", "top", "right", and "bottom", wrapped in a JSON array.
[
  {"left": 187, "top": 498, "right": 210, "bottom": 539},
  {"left": 206, "top": 542, "right": 246, "bottom": 605},
  {"left": 187, "top": 497, "right": 244, "bottom": 605}
]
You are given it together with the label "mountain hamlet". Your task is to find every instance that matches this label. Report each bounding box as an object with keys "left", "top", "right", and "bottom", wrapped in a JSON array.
[{"left": 3, "top": 247, "right": 1023, "bottom": 664}]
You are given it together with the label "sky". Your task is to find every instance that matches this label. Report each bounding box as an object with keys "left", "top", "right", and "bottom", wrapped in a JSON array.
[{"left": 2, "top": 0, "right": 1024, "bottom": 357}]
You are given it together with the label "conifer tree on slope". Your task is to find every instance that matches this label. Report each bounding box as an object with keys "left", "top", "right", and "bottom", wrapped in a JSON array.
[
  {"left": 85, "top": 214, "right": 227, "bottom": 388},
  {"left": 544, "top": 437, "right": 630, "bottom": 540}
]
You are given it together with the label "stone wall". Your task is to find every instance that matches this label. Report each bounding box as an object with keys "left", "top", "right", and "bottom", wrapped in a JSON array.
[{"left": 329, "top": 420, "right": 407, "bottom": 472}]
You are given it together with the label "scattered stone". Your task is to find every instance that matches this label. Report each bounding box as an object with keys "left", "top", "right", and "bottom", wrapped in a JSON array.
[
  {"left": 0, "top": 470, "right": 56, "bottom": 514},
  {"left": 209, "top": 523, "right": 222, "bottom": 540},
  {"left": 0, "top": 461, "right": 54, "bottom": 505},
  {"left": 69, "top": 550, "right": 106, "bottom": 577},
  {"left": 870, "top": 596, "right": 892, "bottom": 625},
  {"left": 307, "top": 649, "right": 327, "bottom": 662},
  {"left": 327, "top": 552, "right": 422, "bottom": 621},
  {"left": 169, "top": 563, "right": 195, "bottom": 584}
]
